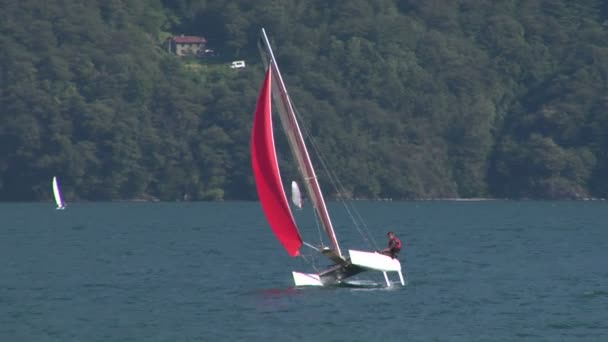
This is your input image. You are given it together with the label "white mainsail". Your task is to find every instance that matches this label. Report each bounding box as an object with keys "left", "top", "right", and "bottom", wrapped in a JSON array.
[{"left": 52, "top": 176, "right": 66, "bottom": 210}]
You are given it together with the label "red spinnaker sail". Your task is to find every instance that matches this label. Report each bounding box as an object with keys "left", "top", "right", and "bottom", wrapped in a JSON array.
[{"left": 251, "top": 68, "right": 303, "bottom": 257}]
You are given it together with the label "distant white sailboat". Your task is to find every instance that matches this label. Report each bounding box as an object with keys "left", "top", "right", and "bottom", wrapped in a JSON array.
[
  {"left": 52, "top": 176, "right": 66, "bottom": 210},
  {"left": 291, "top": 181, "right": 302, "bottom": 209}
]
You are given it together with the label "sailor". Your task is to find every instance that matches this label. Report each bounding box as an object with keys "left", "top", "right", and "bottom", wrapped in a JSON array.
[{"left": 379, "top": 231, "right": 402, "bottom": 259}]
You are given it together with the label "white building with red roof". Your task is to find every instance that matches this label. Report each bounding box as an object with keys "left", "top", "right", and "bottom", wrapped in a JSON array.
[{"left": 166, "top": 35, "right": 207, "bottom": 57}]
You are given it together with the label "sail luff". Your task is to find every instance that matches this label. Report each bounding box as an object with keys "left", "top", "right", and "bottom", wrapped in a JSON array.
[
  {"left": 258, "top": 28, "right": 342, "bottom": 257},
  {"left": 251, "top": 68, "right": 303, "bottom": 257}
]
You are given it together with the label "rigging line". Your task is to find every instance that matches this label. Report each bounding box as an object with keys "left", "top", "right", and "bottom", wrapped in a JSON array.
[
  {"left": 340, "top": 199, "right": 379, "bottom": 250},
  {"left": 319, "top": 147, "right": 379, "bottom": 248},
  {"left": 289, "top": 140, "right": 329, "bottom": 248},
  {"left": 292, "top": 103, "right": 379, "bottom": 250},
  {"left": 313, "top": 208, "right": 325, "bottom": 247},
  {"left": 299, "top": 253, "right": 319, "bottom": 272},
  {"left": 300, "top": 243, "right": 323, "bottom": 272},
  {"left": 346, "top": 202, "right": 379, "bottom": 248},
  {"left": 295, "top": 106, "right": 374, "bottom": 248},
  {"left": 303, "top": 241, "right": 320, "bottom": 251},
  {"left": 313, "top": 157, "right": 378, "bottom": 248},
  {"left": 290, "top": 104, "right": 346, "bottom": 203}
]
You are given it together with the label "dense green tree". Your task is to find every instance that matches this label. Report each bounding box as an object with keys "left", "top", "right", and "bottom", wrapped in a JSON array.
[{"left": 1, "top": 0, "right": 607, "bottom": 201}]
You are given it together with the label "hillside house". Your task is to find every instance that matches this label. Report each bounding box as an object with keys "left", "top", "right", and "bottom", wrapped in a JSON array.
[{"left": 166, "top": 35, "right": 207, "bottom": 57}]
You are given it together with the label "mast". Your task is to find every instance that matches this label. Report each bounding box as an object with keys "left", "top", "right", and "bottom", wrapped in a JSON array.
[{"left": 258, "top": 28, "right": 343, "bottom": 257}]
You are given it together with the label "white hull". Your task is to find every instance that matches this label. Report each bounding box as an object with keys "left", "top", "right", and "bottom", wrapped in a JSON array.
[
  {"left": 348, "top": 249, "right": 402, "bottom": 272},
  {"left": 349, "top": 249, "right": 405, "bottom": 286},
  {"left": 292, "top": 272, "right": 323, "bottom": 286},
  {"left": 292, "top": 249, "right": 405, "bottom": 287}
]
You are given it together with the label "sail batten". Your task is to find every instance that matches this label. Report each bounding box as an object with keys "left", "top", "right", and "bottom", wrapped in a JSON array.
[{"left": 251, "top": 68, "right": 303, "bottom": 257}]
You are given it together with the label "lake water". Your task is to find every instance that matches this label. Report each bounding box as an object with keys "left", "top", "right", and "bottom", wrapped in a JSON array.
[{"left": 1, "top": 201, "right": 606, "bottom": 341}]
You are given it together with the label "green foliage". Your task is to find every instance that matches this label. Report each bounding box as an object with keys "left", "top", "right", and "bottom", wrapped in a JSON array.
[{"left": 1, "top": 0, "right": 607, "bottom": 201}]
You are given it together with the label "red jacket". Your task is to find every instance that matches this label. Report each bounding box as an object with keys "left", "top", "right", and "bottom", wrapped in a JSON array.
[{"left": 389, "top": 237, "right": 402, "bottom": 251}]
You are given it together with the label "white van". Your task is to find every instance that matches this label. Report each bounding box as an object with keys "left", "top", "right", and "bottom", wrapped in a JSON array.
[{"left": 230, "top": 60, "right": 246, "bottom": 69}]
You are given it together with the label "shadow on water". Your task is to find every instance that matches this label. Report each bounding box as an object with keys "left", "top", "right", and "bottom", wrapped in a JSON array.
[{"left": 332, "top": 280, "right": 389, "bottom": 289}]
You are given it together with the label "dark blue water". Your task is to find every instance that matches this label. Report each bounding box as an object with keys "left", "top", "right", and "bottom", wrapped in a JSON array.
[{"left": 1, "top": 201, "right": 606, "bottom": 341}]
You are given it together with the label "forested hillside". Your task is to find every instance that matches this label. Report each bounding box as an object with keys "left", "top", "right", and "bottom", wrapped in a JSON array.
[{"left": 1, "top": 0, "right": 607, "bottom": 201}]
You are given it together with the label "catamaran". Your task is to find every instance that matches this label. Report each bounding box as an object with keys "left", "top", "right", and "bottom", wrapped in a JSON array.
[
  {"left": 251, "top": 29, "right": 404, "bottom": 287},
  {"left": 52, "top": 176, "right": 66, "bottom": 210}
]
